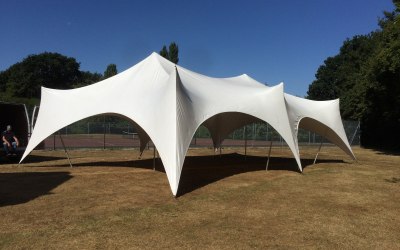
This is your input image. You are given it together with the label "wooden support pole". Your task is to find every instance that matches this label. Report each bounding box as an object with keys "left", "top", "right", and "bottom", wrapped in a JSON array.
[
  {"left": 266, "top": 140, "right": 273, "bottom": 170},
  {"left": 138, "top": 150, "right": 144, "bottom": 159},
  {"left": 313, "top": 139, "right": 323, "bottom": 165},
  {"left": 59, "top": 134, "right": 72, "bottom": 168}
]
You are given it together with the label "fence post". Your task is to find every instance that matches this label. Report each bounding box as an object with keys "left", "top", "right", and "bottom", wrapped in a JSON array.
[{"left": 253, "top": 123, "right": 256, "bottom": 141}]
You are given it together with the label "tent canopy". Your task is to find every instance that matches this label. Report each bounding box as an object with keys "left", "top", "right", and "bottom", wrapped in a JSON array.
[{"left": 20, "top": 52, "right": 355, "bottom": 195}]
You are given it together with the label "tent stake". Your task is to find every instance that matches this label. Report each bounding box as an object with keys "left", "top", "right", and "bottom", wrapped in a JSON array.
[
  {"left": 59, "top": 133, "right": 72, "bottom": 168},
  {"left": 313, "top": 139, "right": 323, "bottom": 165},
  {"left": 266, "top": 140, "right": 273, "bottom": 170}
]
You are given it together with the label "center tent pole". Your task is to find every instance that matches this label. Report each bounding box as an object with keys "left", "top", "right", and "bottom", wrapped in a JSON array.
[
  {"left": 59, "top": 133, "right": 72, "bottom": 168},
  {"left": 266, "top": 140, "right": 273, "bottom": 170}
]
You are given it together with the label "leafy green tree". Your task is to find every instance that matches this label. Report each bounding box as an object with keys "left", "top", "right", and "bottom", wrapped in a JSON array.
[
  {"left": 0, "top": 70, "right": 8, "bottom": 93},
  {"left": 168, "top": 42, "right": 179, "bottom": 64},
  {"left": 159, "top": 42, "right": 179, "bottom": 64},
  {"left": 73, "top": 71, "right": 103, "bottom": 88},
  {"left": 307, "top": 35, "right": 377, "bottom": 119},
  {"left": 361, "top": 2, "right": 400, "bottom": 148},
  {"left": 0, "top": 52, "right": 81, "bottom": 99},
  {"left": 307, "top": 56, "right": 342, "bottom": 101},
  {"left": 103, "top": 64, "right": 118, "bottom": 79},
  {"left": 307, "top": 0, "right": 400, "bottom": 149},
  {"left": 160, "top": 46, "right": 169, "bottom": 59}
]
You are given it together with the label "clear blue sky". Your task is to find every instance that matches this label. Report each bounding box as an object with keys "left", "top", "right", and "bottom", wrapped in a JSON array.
[{"left": 0, "top": 0, "right": 395, "bottom": 97}]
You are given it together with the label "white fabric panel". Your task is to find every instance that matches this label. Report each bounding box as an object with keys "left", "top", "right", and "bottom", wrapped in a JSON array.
[
  {"left": 284, "top": 94, "right": 355, "bottom": 160},
  {"left": 20, "top": 52, "right": 354, "bottom": 196},
  {"left": 203, "top": 112, "right": 261, "bottom": 148}
]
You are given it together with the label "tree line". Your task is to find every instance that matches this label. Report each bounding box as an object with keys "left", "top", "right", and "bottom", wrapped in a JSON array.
[
  {"left": 0, "top": 43, "right": 178, "bottom": 108},
  {"left": 307, "top": 0, "right": 400, "bottom": 149},
  {"left": 0, "top": 52, "right": 117, "bottom": 107}
]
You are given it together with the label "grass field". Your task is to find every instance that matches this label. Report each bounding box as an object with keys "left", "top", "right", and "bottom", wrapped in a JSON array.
[{"left": 1, "top": 146, "right": 399, "bottom": 249}]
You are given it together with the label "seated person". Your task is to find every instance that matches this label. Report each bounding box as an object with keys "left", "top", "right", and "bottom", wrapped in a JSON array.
[{"left": 2, "top": 125, "right": 19, "bottom": 156}]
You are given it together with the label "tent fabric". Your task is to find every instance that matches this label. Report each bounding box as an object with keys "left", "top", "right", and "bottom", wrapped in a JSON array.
[{"left": 20, "top": 52, "right": 355, "bottom": 196}]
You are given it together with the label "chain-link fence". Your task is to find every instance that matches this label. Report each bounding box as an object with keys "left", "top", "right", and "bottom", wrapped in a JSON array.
[{"left": 42, "top": 116, "right": 360, "bottom": 150}]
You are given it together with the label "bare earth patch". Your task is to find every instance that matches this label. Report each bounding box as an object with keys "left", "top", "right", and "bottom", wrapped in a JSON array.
[{"left": 0, "top": 146, "right": 399, "bottom": 249}]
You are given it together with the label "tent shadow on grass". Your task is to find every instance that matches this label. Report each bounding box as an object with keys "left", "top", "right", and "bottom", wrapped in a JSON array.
[
  {"left": 16, "top": 153, "right": 343, "bottom": 197},
  {"left": 69, "top": 158, "right": 165, "bottom": 171},
  {"left": 0, "top": 172, "right": 72, "bottom": 207},
  {"left": 374, "top": 148, "right": 400, "bottom": 156},
  {"left": 22, "top": 154, "right": 67, "bottom": 163},
  {"left": 0, "top": 153, "right": 67, "bottom": 164},
  {"left": 176, "top": 153, "right": 343, "bottom": 196}
]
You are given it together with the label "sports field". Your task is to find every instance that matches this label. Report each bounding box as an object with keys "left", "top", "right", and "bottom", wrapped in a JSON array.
[{"left": 0, "top": 146, "right": 399, "bottom": 249}]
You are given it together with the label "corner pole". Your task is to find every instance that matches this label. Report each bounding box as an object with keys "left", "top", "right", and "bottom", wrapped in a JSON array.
[
  {"left": 59, "top": 133, "right": 72, "bottom": 168},
  {"left": 266, "top": 140, "right": 273, "bottom": 170}
]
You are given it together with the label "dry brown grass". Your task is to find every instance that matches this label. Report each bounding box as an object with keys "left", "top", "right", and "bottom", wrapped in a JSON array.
[{"left": 0, "top": 146, "right": 399, "bottom": 249}]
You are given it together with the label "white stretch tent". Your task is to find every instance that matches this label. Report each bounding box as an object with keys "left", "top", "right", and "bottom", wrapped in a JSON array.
[{"left": 20, "top": 52, "right": 355, "bottom": 196}]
